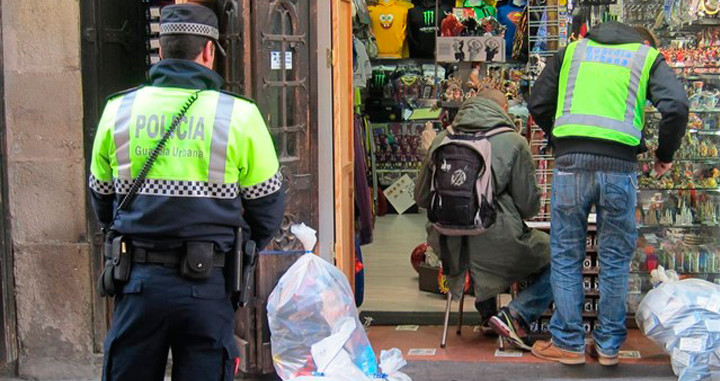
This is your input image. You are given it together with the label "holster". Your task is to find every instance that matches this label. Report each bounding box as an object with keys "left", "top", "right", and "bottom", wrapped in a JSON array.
[
  {"left": 240, "top": 240, "right": 258, "bottom": 308},
  {"left": 226, "top": 230, "right": 244, "bottom": 309},
  {"left": 97, "top": 235, "right": 131, "bottom": 298},
  {"left": 112, "top": 236, "right": 132, "bottom": 283}
]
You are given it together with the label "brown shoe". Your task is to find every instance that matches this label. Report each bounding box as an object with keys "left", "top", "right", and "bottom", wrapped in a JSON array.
[
  {"left": 531, "top": 340, "right": 586, "bottom": 365},
  {"left": 587, "top": 343, "right": 619, "bottom": 366}
]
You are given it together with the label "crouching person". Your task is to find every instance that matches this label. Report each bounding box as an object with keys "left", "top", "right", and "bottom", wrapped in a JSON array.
[{"left": 415, "top": 90, "right": 553, "bottom": 350}]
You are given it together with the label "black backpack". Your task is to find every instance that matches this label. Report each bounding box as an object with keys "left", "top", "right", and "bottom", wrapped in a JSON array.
[{"left": 428, "top": 126, "right": 514, "bottom": 236}]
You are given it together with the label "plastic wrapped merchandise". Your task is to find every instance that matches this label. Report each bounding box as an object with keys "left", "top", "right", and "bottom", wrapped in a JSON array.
[
  {"left": 636, "top": 269, "right": 720, "bottom": 381},
  {"left": 267, "top": 253, "right": 378, "bottom": 379}
]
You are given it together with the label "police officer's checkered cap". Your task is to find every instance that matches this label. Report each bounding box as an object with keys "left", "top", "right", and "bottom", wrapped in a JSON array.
[{"left": 160, "top": 4, "right": 220, "bottom": 41}]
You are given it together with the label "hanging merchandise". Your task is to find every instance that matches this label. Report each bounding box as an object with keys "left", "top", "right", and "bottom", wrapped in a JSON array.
[
  {"left": 623, "top": 0, "right": 663, "bottom": 28},
  {"left": 462, "top": 0, "right": 499, "bottom": 18},
  {"left": 355, "top": 0, "right": 381, "bottom": 58},
  {"left": 497, "top": 0, "right": 528, "bottom": 60},
  {"left": 368, "top": 0, "right": 415, "bottom": 58},
  {"left": 532, "top": 9, "right": 549, "bottom": 53},
  {"left": 354, "top": 37, "right": 374, "bottom": 88},
  {"left": 436, "top": 12, "right": 507, "bottom": 62},
  {"left": 407, "top": 0, "right": 453, "bottom": 58},
  {"left": 441, "top": 13, "right": 467, "bottom": 36},
  {"left": 512, "top": 5, "right": 530, "bottom": 61}
]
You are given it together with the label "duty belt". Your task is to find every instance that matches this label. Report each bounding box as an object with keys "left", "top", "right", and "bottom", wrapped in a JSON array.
[{"left": 132, "top": 247, "right": 226, "bottom": 268}]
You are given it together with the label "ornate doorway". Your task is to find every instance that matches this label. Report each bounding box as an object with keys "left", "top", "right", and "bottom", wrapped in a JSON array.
[{"left": 250, "top": 0, "right": 318, "bottom": 251}]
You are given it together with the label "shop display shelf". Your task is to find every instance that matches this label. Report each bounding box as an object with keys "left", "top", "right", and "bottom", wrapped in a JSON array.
[
  {"left": 438, "top": 101, "right": 462, "bottom": 109},
  {"left": 637, "top": 187, "right": 720, "bottom": 191},
  {"left": 638, "top": 224, "right": 720, "bottom": 229},
  {"left": 376, "top": 169, "right": 420, "bottom": 173},
  {"left": 648, "top": 109, "right": 720, "bottom": 114},
  {"left": 369, "top": 57, "right": 437, "bottom": 65},
  {"left": 638, "top": 157, "right": 720, "bottom": 164},
  {"left": 687, "top": 129, "right": 720, "bottom": 136},
  {"left": 682, "top": 74, "right": 720, "bottom": 80}
]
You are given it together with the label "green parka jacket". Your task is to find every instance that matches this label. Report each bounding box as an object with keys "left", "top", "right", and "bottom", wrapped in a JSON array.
[{"left": 415, "top": 97, "right": 550, "bottom": 300}]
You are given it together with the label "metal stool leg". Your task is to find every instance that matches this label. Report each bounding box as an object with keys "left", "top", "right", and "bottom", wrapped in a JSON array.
[
  {"left": 456, "top": 291, "right": 465, "bottom": 336},
  {"left": 440, "top": 292, "right": 452, "bottom": 349}
]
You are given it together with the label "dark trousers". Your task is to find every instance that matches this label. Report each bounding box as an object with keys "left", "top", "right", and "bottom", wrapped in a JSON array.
[{"left": 103, "top": 264, "right": 239, "bottom": 381}]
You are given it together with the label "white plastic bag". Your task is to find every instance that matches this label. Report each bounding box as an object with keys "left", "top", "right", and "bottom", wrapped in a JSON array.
[
  {"left": 379, "top": 349, "right": 412, "bottom": 381},
  {"left": 288, "top": 348, "right": 412, "bottom": 381},
  {"left": 636, "top": 267, "right": 720, "bottom": 380},
  {"left": 267, "top": 254, "right": 378, "bottom": 380}
]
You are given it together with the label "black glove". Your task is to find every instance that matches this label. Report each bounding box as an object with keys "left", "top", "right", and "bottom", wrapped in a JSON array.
[{"left": 97, "top": 259, "right": 116, "bottom": 297}]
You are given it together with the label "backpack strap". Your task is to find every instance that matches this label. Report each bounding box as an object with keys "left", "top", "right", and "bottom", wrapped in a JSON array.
[
  {"left": 447, "top": 126, "right": 515, "bottom": 139},
  {"left": 482, "top": 126, "right": 515, "bottom": 138}
]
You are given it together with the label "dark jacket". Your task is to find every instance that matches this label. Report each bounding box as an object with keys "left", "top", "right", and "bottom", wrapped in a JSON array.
[
  {"left": 528, "top": 22, "right": 689, "bottom": 163},
  {"left": 89, "top": 60, "right": 285, "bottom": 251},
  {"left": 415, "top": 98, "right": 550, "bottom": 300}
]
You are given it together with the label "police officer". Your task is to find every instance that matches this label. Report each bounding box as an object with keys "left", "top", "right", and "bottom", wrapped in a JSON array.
[
  {"left": 528, "top": 22, "right": 688, "bottom": 365},
  {"left": 88, "top": 4, "right": 285, "bottom": 380}
]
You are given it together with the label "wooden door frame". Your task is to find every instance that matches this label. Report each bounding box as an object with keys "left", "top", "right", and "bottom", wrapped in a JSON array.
[{"left": 331, "top": 0, "right": 355, "bottom": 286}]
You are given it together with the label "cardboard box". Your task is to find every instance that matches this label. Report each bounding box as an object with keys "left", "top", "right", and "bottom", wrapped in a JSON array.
[{"left": 418, "top": 263, "right": 441, "bottom": 294}]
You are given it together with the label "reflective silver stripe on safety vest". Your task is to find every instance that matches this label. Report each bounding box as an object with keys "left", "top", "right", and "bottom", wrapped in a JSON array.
[
  {"left": 208, "top": 93, "right": 236, "bottom": 183},
  {"left": 113, "top": 178, "right": 239, "bottom": 199},
  {"left": 114, "top": 91, "right": 139, "bottom": 179},
  {"left": 625, "top": 45, "right": 651, "bottom": 124},
  {"left": 558, "top": 41, "right": 650, "bottom": 141},
  {"left": 555, "top": 114, "right": 642, "bottom": 139},
  {"left": 562, "top": 39, "right": 588, "bottom": 115}
]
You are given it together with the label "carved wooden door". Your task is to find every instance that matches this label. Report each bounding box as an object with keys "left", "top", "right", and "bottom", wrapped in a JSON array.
[
  {"left": 234, "top": 0, "right": 319, "bottom": 375},
  {"left": 252, "top": 0, "right": 318, "bottom": 250}
]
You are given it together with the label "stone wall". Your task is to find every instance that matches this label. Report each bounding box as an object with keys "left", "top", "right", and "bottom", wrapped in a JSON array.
[{"left": 2, "top": 0, "right": 95, "bottom": 378}]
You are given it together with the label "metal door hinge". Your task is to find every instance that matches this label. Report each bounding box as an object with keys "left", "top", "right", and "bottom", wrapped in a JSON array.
[
  {"left": 326, "top": 48, "right": 335, "bottom": 68},
  {"left": 83, "top": 27, "right": 97, "bottom": 43}
]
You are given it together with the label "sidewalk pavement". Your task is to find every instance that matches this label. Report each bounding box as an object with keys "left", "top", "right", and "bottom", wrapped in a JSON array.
[{"left": 0, "top": 361, "right": 678, "bottom": 381}]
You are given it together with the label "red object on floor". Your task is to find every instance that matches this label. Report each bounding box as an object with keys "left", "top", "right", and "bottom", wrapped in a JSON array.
[
  {"left": 367, "top": 326, "right": 670, "bottom": 365},
  {"left": 410, "top": 243, "right": 428, "bottom": 273}
]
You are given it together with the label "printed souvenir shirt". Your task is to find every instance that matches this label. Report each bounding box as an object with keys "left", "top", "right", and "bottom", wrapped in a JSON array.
[
  {"left": 497, "top": 1, "right": 526, "bottom": 59},
  {"left": 369, "top": 0, "right": 414, "bottom": 58},
  {"left": 407, "top": 2, "right": 452, "bottom": 58}
]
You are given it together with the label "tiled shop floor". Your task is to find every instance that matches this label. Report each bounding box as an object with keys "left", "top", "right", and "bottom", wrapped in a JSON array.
[{"left": 367, "top": 326, "right": 669, "bottom": 365}]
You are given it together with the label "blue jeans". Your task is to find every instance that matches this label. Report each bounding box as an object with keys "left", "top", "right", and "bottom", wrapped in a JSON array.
[
  {"left": 509, "top": 266, "right": 553, "bottom": 326},
  {"left": 549, "top": 169, "right": 638, "bottom": 355}
]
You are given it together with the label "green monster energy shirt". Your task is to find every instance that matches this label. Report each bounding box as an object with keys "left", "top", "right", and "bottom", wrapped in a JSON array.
[{"left": 407, "top": 3, "right": 452, "bottom": 58}]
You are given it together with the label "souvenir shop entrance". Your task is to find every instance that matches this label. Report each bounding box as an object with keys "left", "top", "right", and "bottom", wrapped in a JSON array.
[
  {"left": 346, "top": 0, "right": 545, "bottom": 325},
  {"left": 341, "top": 0, "right": 720, "bottom": 342}
]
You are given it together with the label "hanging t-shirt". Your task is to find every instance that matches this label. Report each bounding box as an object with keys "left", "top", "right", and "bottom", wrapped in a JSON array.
[
  {"left": 353, "top": 37, "right": 372, "bottom": 88},
  {"left": 463, "top": 0, "right": 497, "bottom": 18},
  {"left": 497, "top": 1, "right": 525, "bottom": 59},
  {"left": 368, "top": 0, "right": 414, "bottom": 58},
  {"left": 407, "top": 3, "right": 452, "bottom": 58}
]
